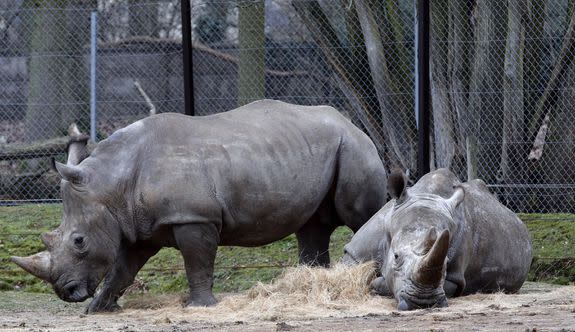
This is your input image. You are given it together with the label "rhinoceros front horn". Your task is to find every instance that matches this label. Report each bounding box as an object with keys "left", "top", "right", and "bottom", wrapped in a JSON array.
[
  {"left": 414, "top": 229, "right": 450, "bottom": 286},
  {"left": 11, "top": 251, "right": 52, "bottom": 282}
]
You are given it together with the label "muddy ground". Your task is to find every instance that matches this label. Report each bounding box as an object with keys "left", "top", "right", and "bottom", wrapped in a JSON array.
[{"left": 1, "top": 282, "right": 574, "bottom": 331}]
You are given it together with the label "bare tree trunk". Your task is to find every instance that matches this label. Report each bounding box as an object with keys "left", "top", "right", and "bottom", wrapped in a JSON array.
[
  {"left": 500, "top": 0, "right": 525, "bottom": 209},
  {"left": 237, "top": 1, "right": 265, "bottom": 106},
  {"left": 431, "top": 0, "right": 455, "bottom": 169},
  {"left": 24, "top": 0, "right": 96, "bottom": 142},
  {"left": 539, "top": 1, "right": 575, "bottom": 212},
  {"left": 468, "top": 0, "right": 507, "bottom": 182},
  {"left": 448, "top": 0, "right": 473, "bottom": 179},
  {"left": 293, "top": 0, "right": 416, "bottom": 172},
  {"left": 24, "top": 0, "right": 66, "bottom": 142},
  {"left": 354, "top": 0, "right": 417, "bottom": 172},
  {"left": 60, "top": 0, "right": 96, "bottom": 133},
  {"left": 524, "top": 0, "right": 544, "bottom": 123},
  {"left": 527, "top": 5, "right": 575, "bottom": 140},
  {"left": 292, "top": 1, "right": 388, "bottom": 162}
]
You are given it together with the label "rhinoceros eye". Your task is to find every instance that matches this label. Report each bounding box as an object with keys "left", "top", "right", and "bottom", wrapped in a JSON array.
[
  {"left": 74, "top": 236, "right": 84, "bottom": 248},
  {"left": 393, "top": 253, "right": 404, "bottom": 270}
]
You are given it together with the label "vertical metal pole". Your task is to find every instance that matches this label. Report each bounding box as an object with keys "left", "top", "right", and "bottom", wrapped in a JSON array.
[
  {"left": 181, "top": 0, "right": 194, "bottom": 116},
  {"left": 416, "top": 0, "right": 430, "bottom": 178},
  {"left": 90, "top": 11, "right": 98, "bottom": 143}
]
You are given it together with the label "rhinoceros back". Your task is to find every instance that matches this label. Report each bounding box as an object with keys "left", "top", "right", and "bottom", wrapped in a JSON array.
[{"left": 458, "top": 178, "right": 532, "bottom": 294}]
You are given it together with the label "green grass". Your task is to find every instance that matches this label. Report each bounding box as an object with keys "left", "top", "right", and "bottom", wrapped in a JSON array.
[
  {"left": 1, "top": 205, "right": 574, "bottom": 295},
  {"left": 519, "top": 213, "right": 575, "bottom": 285}
]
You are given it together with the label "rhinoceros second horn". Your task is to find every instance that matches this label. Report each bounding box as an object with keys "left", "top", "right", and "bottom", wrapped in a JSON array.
[
  {"left": 11, "top": 251, "right": 52, "bottom": 282},
  {"left": 41, "top": 231, "right": 57, "bottom": 251}
]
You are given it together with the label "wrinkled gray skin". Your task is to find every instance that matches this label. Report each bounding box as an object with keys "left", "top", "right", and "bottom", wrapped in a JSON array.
[
  {"left": 342, "top": 169, "right": 532, "bottom": 311},
  {"left": 12, "top": 100, "right": 387, "bottom": 313}
]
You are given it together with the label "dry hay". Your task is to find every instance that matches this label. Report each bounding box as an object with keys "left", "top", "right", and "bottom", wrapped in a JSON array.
[
  {"left": 117, "top": 263, "right": 575, "bottom": 326},
  {"left": 121, "top": 262, "right": 396, "bottom": 323}
]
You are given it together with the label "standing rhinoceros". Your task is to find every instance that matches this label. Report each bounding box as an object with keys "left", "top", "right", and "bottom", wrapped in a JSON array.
[
  {"left": 12, "top": 99, "right": 387, "bottom": 313},
  {"left": 342, "top": 168, "right": 532, "bottom": 311}
]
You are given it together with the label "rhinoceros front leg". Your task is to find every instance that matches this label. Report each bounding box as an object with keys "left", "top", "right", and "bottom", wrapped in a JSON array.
[
  {"left": 86, "top": 245, "right": 160, "bottom": 314},
  {"left": 173, "top": 223, "right": 219, "bottom": 307}
]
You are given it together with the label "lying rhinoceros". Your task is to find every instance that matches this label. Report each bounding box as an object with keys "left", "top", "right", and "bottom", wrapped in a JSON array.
[
  {"left": 12, "top": 99, "right": 387, "bottom": 313},
  {"left": 342, "top": 168, "right": 532, "bottom": 311}
]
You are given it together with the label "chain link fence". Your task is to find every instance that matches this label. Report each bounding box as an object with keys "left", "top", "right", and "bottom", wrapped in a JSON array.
[
  {"left": 0, "top": 0, "right": 574, "bottom": 213},
  {"left": 431, "top": 0, "right": 575, "bottom": 213},
  {"left": 0, "top": 0, "right": 185, "bottom": 202}
]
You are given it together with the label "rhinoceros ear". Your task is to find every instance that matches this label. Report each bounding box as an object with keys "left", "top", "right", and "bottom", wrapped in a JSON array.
[
  {"left": 446, "top": 186, "right": 465, "bottom": 211},
  {"left": 388, "top": 169, "right": 408, "bottom": 203},
  {"left": 11, "top": 251, "right": 52, "bottom": 282},
  {"left": 55, "top": 161, "right": 89, "bottom": 185}
]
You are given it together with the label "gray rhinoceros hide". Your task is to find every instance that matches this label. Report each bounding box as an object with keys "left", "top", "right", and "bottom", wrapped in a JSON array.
[
  {"left": 342, "top": 168, "right": 532, "bottom": 311},
  {"left": 12, "top": 100, "right": 388, "bottom": 313}
]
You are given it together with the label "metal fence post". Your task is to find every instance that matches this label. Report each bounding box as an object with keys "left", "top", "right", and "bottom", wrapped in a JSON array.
[
  {"left": 415, "top": 0, "right": 430, "bottom": 179},
  {"left": 181, "top": 0, "right": 194, "bottom": 116},
  {"left": 90, "top": 11, "right": 98, "bottom": 143}
]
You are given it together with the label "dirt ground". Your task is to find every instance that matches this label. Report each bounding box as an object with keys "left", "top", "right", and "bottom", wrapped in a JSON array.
[
  {"left": 0, "top": 282, "right": 574, "bottom": 331},
  {"left": 2, "top": 264, "right": 575, "bottom": 332}
]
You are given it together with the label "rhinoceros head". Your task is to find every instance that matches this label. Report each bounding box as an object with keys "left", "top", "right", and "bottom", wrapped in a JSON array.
[
  {"left": 12, "top": 158, "right": 121, "bottom": 303},
  {"left": 376, "top": 170, "right": 464, "bottom": 311}
]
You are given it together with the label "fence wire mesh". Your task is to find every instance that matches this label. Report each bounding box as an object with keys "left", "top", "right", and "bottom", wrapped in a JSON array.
[
  {"left": 0, "top": 0, "right": 573, "bottom": 213},
  {"left": 0, "top": 0, "right": 184, "bottom": 202}
]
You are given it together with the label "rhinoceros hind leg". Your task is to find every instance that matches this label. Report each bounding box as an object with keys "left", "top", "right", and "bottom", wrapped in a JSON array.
[
  {"left": 296, "top": 216, "right": 337, "bottom": 267},
  {"left": 86, "top": 244, "right": 160, "bottom": 314},
  {"left": 173, "top": 223, "right": 219, "bottom": 307}
]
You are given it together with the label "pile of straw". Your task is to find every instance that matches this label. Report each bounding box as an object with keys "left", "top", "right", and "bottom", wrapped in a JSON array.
[{"left": 123, "top": 262, "right": 395, "bottom": 322}]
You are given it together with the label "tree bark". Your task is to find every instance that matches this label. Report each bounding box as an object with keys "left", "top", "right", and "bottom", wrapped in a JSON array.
[
  {"left": 24, "top": 0, "right": 66, "bottom": 141},
  {"left": 24, "top": 0, "right": 95, "bottom": 142},
  {"left": 448, "top": 0, "right": 473, "bottom": 179},
  {"left": 292, "top": 0, "right": 387, "bottom": 160},
  {"left": 431, "top": 0, "right": 455, "bottom": 169},
  {"left": 500, "top": 0, "right": 525, "bottom": 208},
  {"left": 354, "top": 0, "right": 417, "bottom": 172},
  {"left": 60, "top": 0, "right": 96, "bottom": 133},
  {"left": 528, "top": 5, "right": 575, "bottom": 139},
  {"left": 467, "top": 0, "right": 507, "bottom": 182},
  {"left": 237, "top": 1, "right": 265, "bottom": 106},
  {"left": 539, "top": 0, "right": 575, "bottom": 212}
]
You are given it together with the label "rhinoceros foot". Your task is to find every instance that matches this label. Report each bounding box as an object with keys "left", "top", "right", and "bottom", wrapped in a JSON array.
[
  {"left": 85, "top": 299, "right": 122, "bottom": 314},
  {"left": 184, "top": 293, "right": 217, "bottom": 307}
]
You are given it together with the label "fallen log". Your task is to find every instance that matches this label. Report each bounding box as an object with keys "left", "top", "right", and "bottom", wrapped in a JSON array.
[
  {"left": 0, "top": 124, "right": 93, "bottom": 162},
  {"left": 0, "top": 137, "right": 69, "bottom": 161}
]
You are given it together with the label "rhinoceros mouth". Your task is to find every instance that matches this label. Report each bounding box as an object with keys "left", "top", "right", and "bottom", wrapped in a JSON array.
[
  {"left": 56, "top": 279, "right": 96, "bottom": 303},
  {"left": 398, "top": 281, "right": 447, "bottom": 310},
  {"left": 397, "top": 293, "right": 447, "bottom": 310}
]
